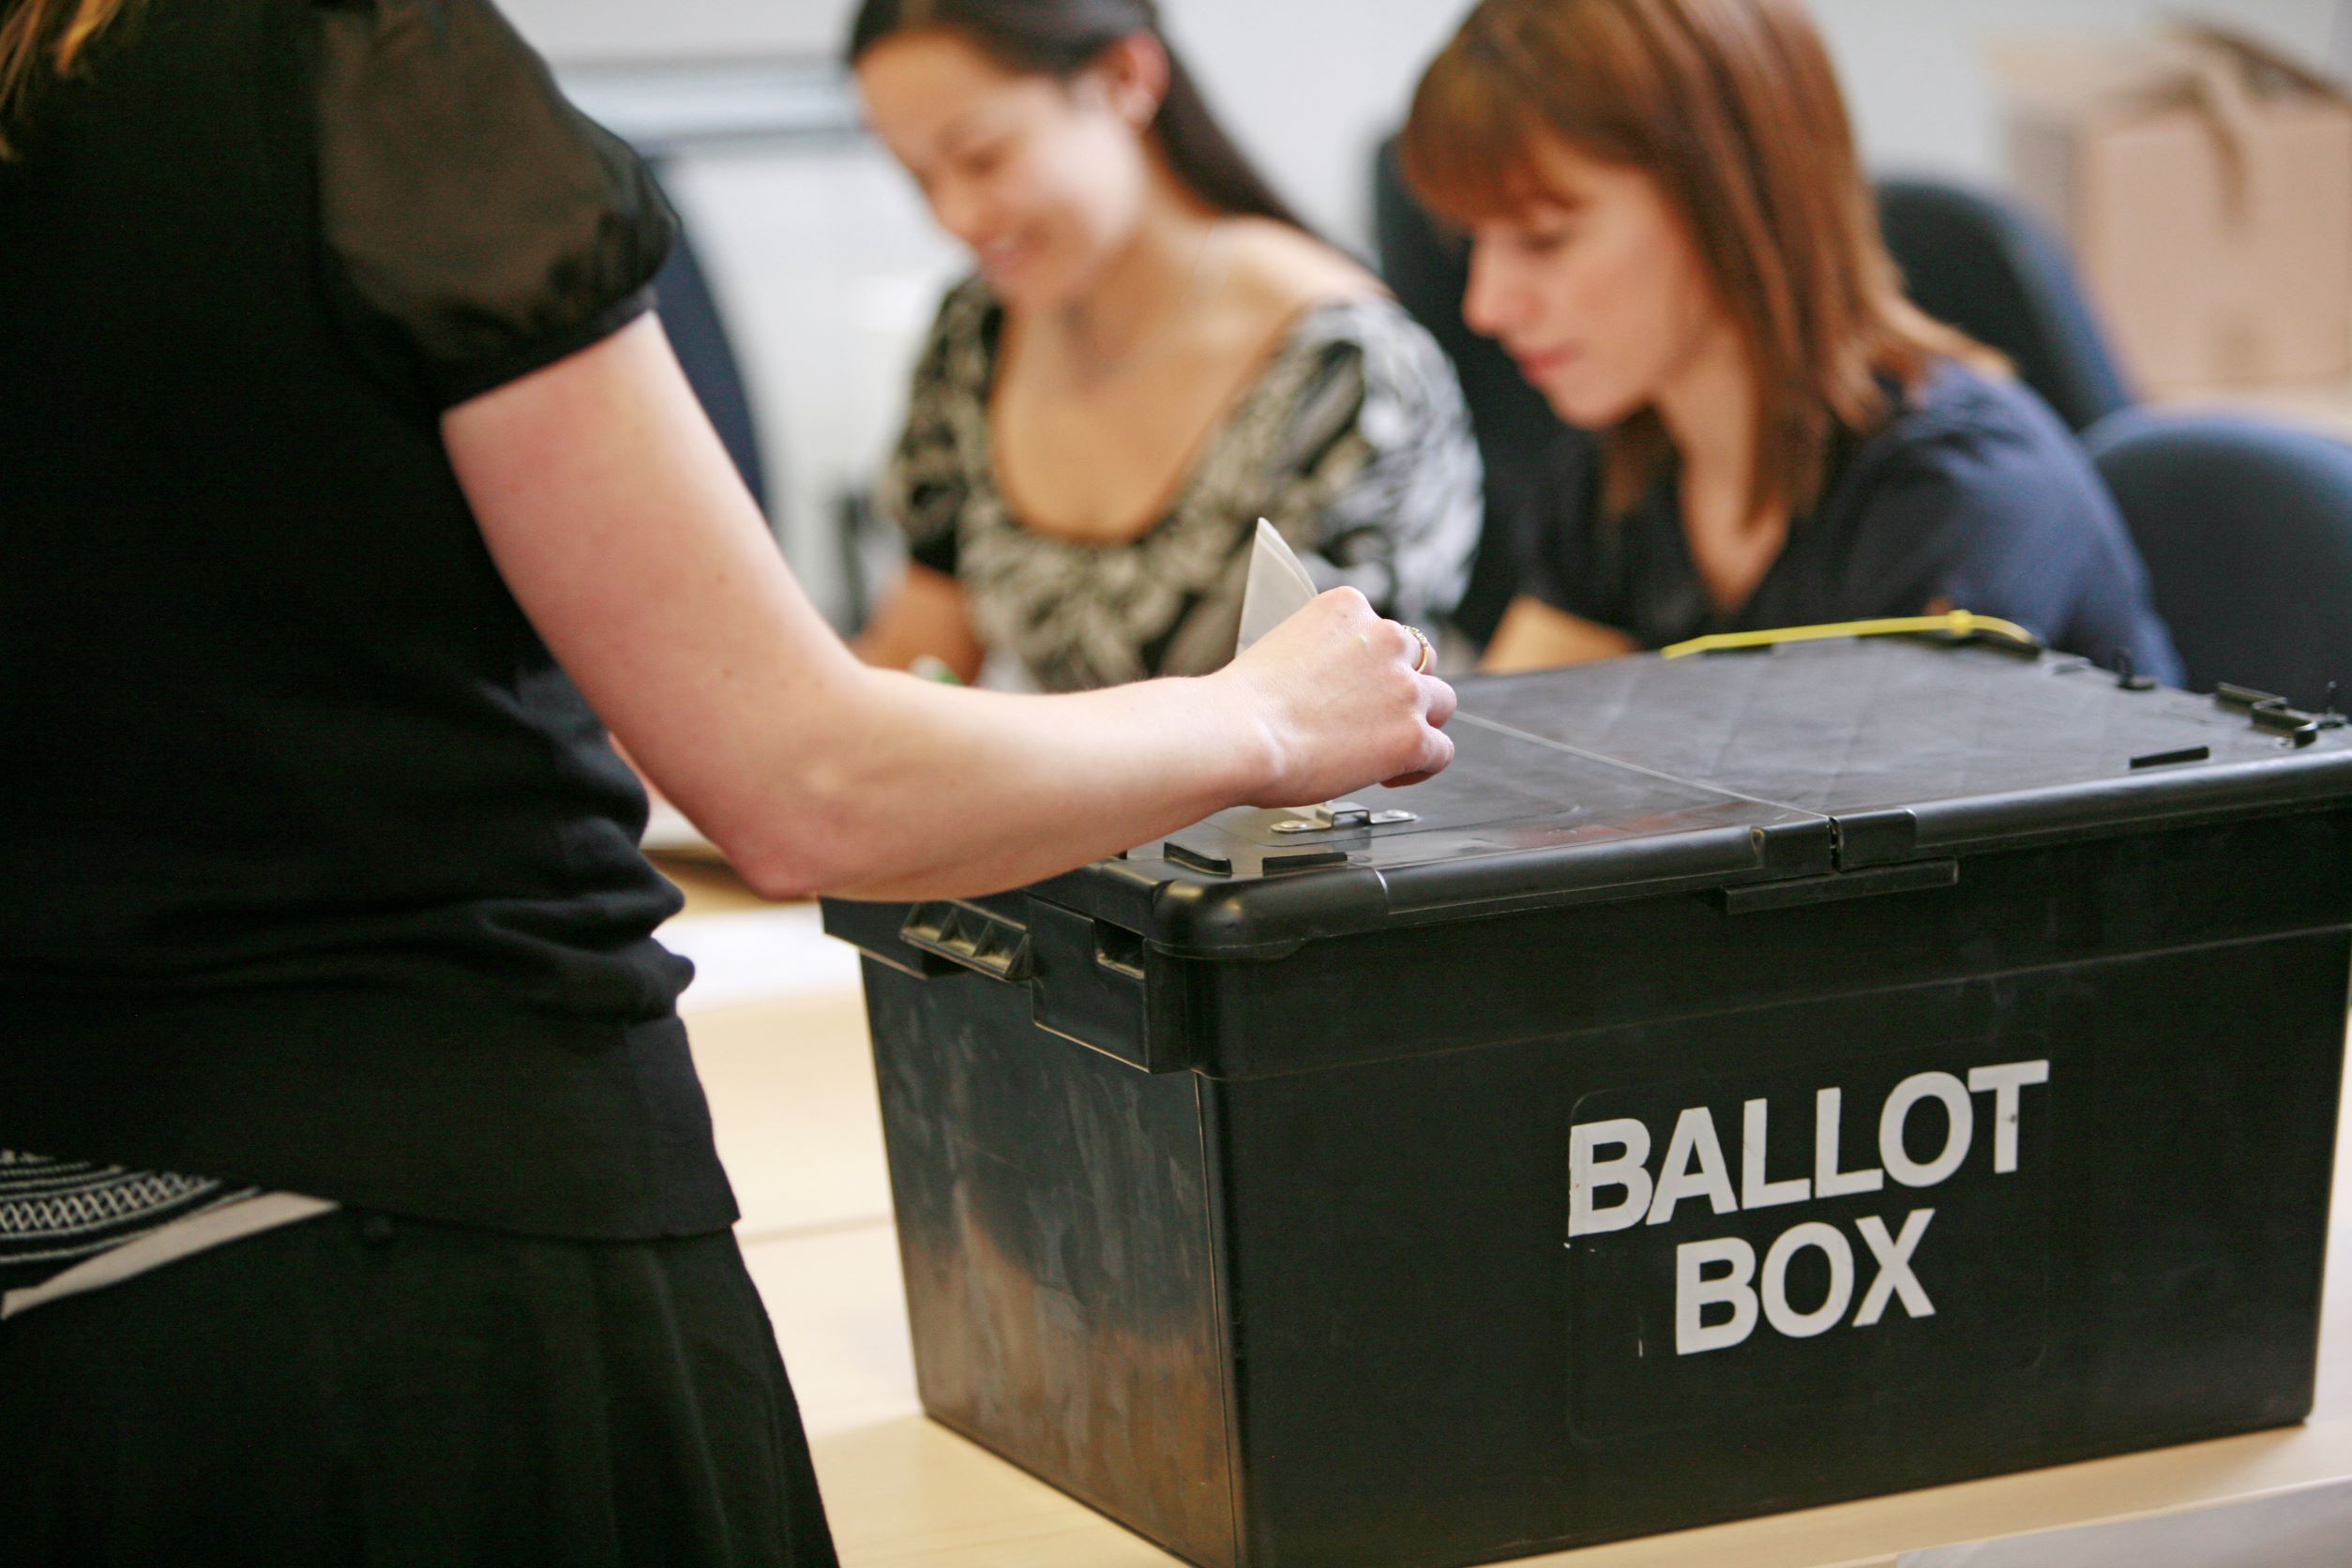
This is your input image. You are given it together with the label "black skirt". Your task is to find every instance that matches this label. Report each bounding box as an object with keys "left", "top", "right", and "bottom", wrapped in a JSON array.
[{"left": 0, "top": 1209, "right": 839, "bottom": 1567}]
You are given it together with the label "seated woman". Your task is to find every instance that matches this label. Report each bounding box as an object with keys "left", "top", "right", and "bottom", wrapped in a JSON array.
[
  {"left": 1398, "top": 0, "right": 2181, "bottom": 681},
  {"left": 849, "top": 0, "right": 1481, "bottom": 691}
]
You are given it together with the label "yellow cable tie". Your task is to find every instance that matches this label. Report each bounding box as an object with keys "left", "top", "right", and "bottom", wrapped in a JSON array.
[{"left": 1659, "top": 611, "right": 2040, "bottom": 660}]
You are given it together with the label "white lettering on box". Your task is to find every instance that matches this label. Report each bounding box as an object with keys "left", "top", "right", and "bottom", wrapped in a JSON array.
[
  {"left": 1968, "top": 1060, "right": 2050, "bottom": 1174},
  {"left": 1852, "top": 1210, "right": 1936, "bottom": 1326},
  {"left": 1741, "top": 1098, "right": 1811, "bottom": 1210},
  {"left": 1676, "top": 1236, "right": 1758, "bottom": 1354},
  {"left": 1570, "top": 1118, "right": 1653, "bottom": 1237},
  {"left": 1762, "top": 1222, "right": 1854, "bottom": 1338},
  {"left": 1880, "top": 1073, "right": 1973, "bottom": 1188},
  {"left": 1646, "top": 1107, "right": 1739, "bottom": 1226},
  {"left": 1572, "top": 1055, "right": 2049, "bottom": 1357},
  {"left": 1673, "top": 1209, "right": 1937, "bottom": 1353},
  {"left": 1814, "top": 1087, "right": 1886, "bottom": 1198}
]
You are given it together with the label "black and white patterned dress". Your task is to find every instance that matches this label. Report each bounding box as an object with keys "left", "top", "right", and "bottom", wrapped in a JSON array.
[{"left": 879, "top": 279, "right": 1484, "bottom": 692}]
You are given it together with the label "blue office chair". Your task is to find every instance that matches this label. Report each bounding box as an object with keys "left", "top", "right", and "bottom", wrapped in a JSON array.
[
  {"left": 2087, "top": 410, "right": 2352, "bottom": 712},
  {"left": 1875, "top": 175, "right": 2135, "bottom": 435}
]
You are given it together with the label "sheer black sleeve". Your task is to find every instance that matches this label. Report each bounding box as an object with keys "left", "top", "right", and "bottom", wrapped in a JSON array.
[{"left": 309, "top": 0, "right": 676, "bottom": 410}]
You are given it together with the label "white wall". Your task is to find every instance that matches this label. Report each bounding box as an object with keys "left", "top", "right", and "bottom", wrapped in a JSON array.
[
  {"left": 500, "top": 0, "right": 2350, "bottom": 617},
  {"left": 500, "top": 0, "right": 842, "bottom": 58},
  {"left": 507, "top": 0, "right": 2350, "bottom": 236}
]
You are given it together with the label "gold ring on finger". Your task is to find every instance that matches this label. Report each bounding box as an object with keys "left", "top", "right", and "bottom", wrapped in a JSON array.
[{"left": 1406, "top": 625, "right": 1435, "bottom": 675}]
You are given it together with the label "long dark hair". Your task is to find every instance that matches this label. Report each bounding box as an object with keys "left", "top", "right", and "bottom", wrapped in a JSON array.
[{"left": 848, "top": 0, "right": 1306, "bottom": 232}]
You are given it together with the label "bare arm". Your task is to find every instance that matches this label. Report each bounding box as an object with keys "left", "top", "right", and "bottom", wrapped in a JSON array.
[
  {"left": 849, "top": 564, "right": 987, "bottom": 683},
  {"left": 444, "top": 315, "right": 1453, "bottom": 901},
  {"left": 1480, "top": 595, "right": 1642, "bottom": 671}
]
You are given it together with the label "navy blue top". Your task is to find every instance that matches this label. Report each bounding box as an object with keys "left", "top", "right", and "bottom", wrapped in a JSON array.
[{"left": 1519, "top": 362, "right": 2183, "bottom": 684}]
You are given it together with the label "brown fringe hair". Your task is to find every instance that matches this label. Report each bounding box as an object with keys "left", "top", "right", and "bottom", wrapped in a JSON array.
[
  {"left": 1399, "top": 0, "right": 1997, "bottom": 520},
  {"left": 0, "top": 0, "right": 137, "bottom": 158}
]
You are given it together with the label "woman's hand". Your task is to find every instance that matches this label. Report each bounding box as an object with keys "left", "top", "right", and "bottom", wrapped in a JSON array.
[{"left": 1217, "top": 588, "right": 1457, "bottom": 807}]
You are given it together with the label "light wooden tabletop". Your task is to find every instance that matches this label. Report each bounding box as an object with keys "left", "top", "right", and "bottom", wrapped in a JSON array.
[{"left": 656, "top": 865, "right": 2352, "bottom": 1568}]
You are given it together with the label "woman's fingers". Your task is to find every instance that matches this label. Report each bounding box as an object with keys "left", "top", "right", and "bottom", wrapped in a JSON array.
[
  {"left": 1383, "top": 677, "right": 1457, "bottom": 787},
  {"left": 1224, "top": 589, "right": 1459, "bottom": 807},
  {"left": 1420, "top": 669, "right": 1459, "bottom": 729}
]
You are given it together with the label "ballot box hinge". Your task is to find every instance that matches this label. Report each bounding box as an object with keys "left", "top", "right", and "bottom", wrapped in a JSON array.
[{"left": 1830, "top": 808, "right": 1921, "bottom": 868}]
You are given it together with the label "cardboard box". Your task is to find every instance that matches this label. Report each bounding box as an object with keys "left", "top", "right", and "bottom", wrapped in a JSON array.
[{"left": 1996, "top": 25, "right": 2352, "bottom": 393}]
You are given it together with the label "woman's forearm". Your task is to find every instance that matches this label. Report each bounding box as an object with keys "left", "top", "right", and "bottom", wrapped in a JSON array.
[
  {"left": 445, "top": 316, "right": 1452, "bottom": 903},
  {"left": 732, "top": 665, "right": 1265, "bottom": 900},
  {"left": 676, "top": 585, "right": 1442, "bottom": 901}
]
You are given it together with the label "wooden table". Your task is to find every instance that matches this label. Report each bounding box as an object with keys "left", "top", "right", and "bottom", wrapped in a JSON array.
[{"left": 656, "top": 865, "right": 2352, "bottom": 1568}]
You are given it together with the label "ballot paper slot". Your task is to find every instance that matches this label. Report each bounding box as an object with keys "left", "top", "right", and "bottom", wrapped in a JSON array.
[{"left": 1268, "top": 801, "right": 1419, "bottom": 835}]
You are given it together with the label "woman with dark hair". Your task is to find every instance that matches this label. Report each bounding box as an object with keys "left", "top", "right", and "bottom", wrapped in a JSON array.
[
  {"left": 0, "top": 0, "right": 1455, "bottom": 1560},
  {"left": 1399, "top": 0, "right": 2180, "bottom": 680},
  {"left": 849, "top": 0, "right": 1481, "bottom": 691}
]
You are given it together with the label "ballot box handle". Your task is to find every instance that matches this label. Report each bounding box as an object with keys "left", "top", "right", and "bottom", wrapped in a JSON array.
[
  {"left": 898, "top": 901, "right": 1035, "bottom": 984},
  {"left": 822, "top": 897, "right": 1177, "bottom": 1071}
]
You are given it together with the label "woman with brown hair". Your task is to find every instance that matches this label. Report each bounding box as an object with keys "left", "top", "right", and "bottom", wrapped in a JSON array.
[
  {"left": 848, "top": 0, "right": 1482, "bottom": 690},
  {"left": 0, "top": 0, "right": 1452, "bottom": 1559},
  {"left": 1400, "top": 0, "right": 2181, "bottom": 679}
]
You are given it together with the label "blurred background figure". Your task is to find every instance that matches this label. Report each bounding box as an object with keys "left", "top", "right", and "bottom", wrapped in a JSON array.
[
  {"left": 844, "top": 0, "right": 1480, "bottom": 690},
  {"left": 1396, "top": 0, "right": 2181, "bottom": 680}
]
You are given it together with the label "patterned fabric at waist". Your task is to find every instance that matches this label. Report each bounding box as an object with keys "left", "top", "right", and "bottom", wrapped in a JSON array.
[{"left": 0, "top": 1151, "right": 258, "bottom": 1295}]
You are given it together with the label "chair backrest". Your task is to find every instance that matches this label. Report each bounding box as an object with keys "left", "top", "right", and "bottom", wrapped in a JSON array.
[
  {"left": 2087, "top": 410, "right": 2352, "bottom": 712},
  {"left": 1875, "top": 176, "right": 2135, "bottom": 435},
  {"left": 645, "top": 165, "right": 770, "bottom": 517},
  {"left": 1371, "top": 136, "right": 1568, "bottom": 646}
]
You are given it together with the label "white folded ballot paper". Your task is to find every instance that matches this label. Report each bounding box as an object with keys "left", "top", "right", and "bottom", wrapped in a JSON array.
[
  {"left": 1234, "top": 517, "right": 1322, "bottom": 659},
  {"left": 1234, "top": 518, "right": 1417, "bottom": 833}
]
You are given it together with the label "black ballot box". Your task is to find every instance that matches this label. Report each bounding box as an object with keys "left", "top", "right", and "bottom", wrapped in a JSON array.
[{"left": 821, "top": 638, "right": 2352, "bottom": 1568}]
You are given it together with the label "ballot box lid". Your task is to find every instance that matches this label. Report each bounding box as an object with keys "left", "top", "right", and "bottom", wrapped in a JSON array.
[{"left": 1028, "top": 639, "right": 2352, "bottom": 956}]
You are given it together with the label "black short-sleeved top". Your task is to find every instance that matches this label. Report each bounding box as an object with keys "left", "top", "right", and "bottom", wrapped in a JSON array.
[
  {"left": 0, "top": 0, "right": 734, "bottom": 1238},
  {"left": 1519, "top": 362, "right": 2184, "bottom": 683}
]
